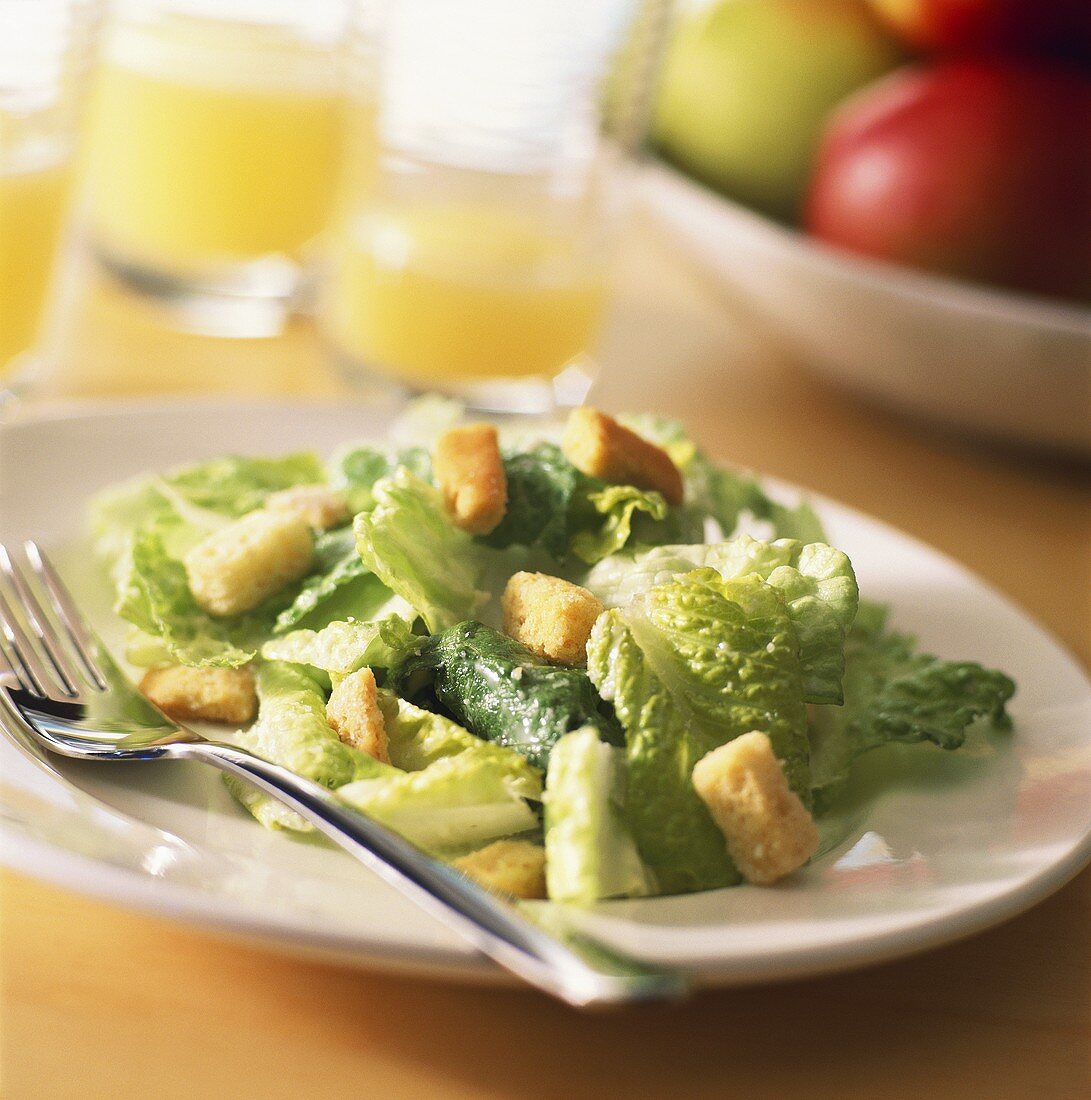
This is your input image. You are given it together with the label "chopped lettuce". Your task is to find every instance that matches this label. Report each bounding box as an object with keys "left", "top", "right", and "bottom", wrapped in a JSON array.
[
  {"left": 483, "top": 445, "right": 584, "bottom": 559},
  {"left": 570, "top": 485, "right": 669, "bottom": 564},
  {"left": 618, "top": 413, "right": 827, "bottom": 542},
  {"left": 160, "top": 453, "right": 326, "bottom": 517},
  {"left": 90, "top": 453, "right": 325, "bottom": 560},
  {"left": 354, "top": 469, "right": 488, "bottom": 632},
  {"left": 392, "top": 621, "right": 624, "bottom": 771},
  {"left": 114, "top": 527, "right": 271, "bottom": 668},
  {"left": 809, "top": 604, "right": 1015, "bottom": 801},
  {"left": 90, "top": 452, "right": 330, "bottom": 667},
  {"left": 272, "top": 526, "right": 408, "bottom": 634},
  {"left": 226, "top": 662, "right": 397, "bottom": 832},
  {"left": 331, "top": 443, "right": 432, "bottom": 515},
  {"left": 544, "top": 727, "right": 656, "bottom": 903},
  {"left": 585, "top": 535, "right": 858, "bottom": 704},
  {"left": 483, "top": 443, "right": 692, "bottom": 566},
  {"left": 261, "top": 616, "right": 421, "bottom": 683},
  {"left": 377, "top": 689, "right": 495, "bottom": 771},
  {"left": 337, "top": 744, "right": 542, "bottom": 854},
  {"left": 588, "top": 570, "right": 812, "bottom": 893}
]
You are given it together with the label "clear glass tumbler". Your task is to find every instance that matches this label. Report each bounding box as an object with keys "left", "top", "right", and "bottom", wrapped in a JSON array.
[
  {"left": 83, "top": 0, "right": 351, "bottom": 336},
  {"left": 0, "top": 0, "right": 102, "bottom": 405},
  {"left": 323, "top": 0, "right": 672, "bottom": 412}
]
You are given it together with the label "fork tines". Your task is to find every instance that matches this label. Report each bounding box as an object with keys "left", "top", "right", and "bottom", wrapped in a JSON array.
[{"left": 0, "top": 542, "right": 108, "bottom": 699}]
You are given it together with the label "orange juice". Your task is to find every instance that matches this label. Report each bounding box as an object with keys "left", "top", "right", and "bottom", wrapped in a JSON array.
[
  {"left": 325, "top": 202, "right": 607, "bottom": 387},
  {"left": 86, "top": 15, "right": 348, "bottom": 271},
  {"left": 0, "top": 149, "right": 71, "bottom": 375}
]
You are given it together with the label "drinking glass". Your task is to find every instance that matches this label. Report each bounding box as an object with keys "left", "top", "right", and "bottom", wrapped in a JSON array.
[
  {"left": 322, "top": 0, "right": 672, "bottom": 412},
  {"left": 83, "top": 0, "right": 351, "bottom": 336},
  {"left": 0, "top": 0, "right": 102, "bottom": 406}
]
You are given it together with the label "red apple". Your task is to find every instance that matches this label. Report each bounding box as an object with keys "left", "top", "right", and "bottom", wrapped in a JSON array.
[
  {"left": 867, "top": 0, "right": 1091, "bottom": 61},
  {"left": 804, "top": 60, "right": 1091, "bottom": 301}
]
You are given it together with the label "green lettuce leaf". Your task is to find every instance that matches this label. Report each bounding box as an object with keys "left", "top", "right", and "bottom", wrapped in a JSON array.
[
  {"left": 261, "top": 616, "right": 420, "bottom": 682},
  {"left": 483, "top": 443, "right": 689, "bottom": 566},
  {"left": 161, "top": 453, "right": 326, "bottom": 517},
  {"left": 570, "top": 485, "right": 669, "bottom": 564},
  {"left": 272, "top": 526, "right": 408, "bottom": 634},
  {"left": 90, "top": 453, "right": 325, "bottom": 558},
  {"left": 809, "top": 605, "right": 1015, "bottom": 800},
  {"left": 376, "top": 689, "right": 497, "bottom": 771},
  {"left": 587, "top": 570, "right": 811, "bottom": 894},
  {"left": 114, "top": 527, "right": 272, "bottom": 667},
  {"left": 618, "top": 413, "right": 826, "bottom": 542},
  {"left": 337, "top": 744, "right": 542, "bottom": 854},
  {"left": 543, "top": 727, "right": 656, "bottom": 903},
  {"left": 331, "top": 444, "right": 432, "bottom": 515},
  {"left": 226, "top": 662, "right": 398, "bottom": 832},
  {"left": 392, "top": 621, "right": 624, "bottom": 772},
  {"left": 90, "top": 453, "right": 330, "bottom": 666},
  {"left": 585, "top": 535, "right": 858, "bottom": 704},
  {"left": 354, "top": 469, "right": 488, "bottom": 632},
  {"left": 483, "top": 444, "right": 583, "bottom": 559}
]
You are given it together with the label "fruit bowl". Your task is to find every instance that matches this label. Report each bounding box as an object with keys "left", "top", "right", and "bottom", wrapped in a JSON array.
[{"left": 639, "top": 160, "right": 1091, "bottom": 455}]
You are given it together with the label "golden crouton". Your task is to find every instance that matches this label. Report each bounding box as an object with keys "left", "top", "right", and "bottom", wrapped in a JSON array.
[
  {"left": 452, "top": 839, "right": 547, "bottom": 899},
  {"left": 692, "top": 732, "right": 818, "bottom": 886},
  {"left": 501, "top": 572, "right": 603, "bottom": 666},
  {"left": 326, "top": 667, "right": 390, "bottom": 763},
  {"left": 434, "top": 423, "right": 508, "bottom": 535},
  {"left": 265, "top": 485, "right": 349, "bottom": 530},
  {"left": 184, "top": 509, "right": 314, "bottom": 618},
  {"left": 139, "top": 665, "right": 257, "bottom": 725},
  {"left": 561, "top": 407, "right": 684, "bottom": 506}
]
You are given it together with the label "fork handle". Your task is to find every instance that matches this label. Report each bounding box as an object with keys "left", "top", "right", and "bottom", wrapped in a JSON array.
[{"left": 170, "top": 739, "right": 686, "bottom": 1008}]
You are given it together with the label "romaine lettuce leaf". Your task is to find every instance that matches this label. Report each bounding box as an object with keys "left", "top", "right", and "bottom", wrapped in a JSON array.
[
  {"left": 354, "top": 469, "right": 488, "bottom": 632},
  {"left": 482, "top": 443, "right": 690, "bottom": 566},
  {"left": 544, "top": 727, "right": 656, "bottom": 903},
  {"left": 261, "top": 615, "right": 420, "bottom": 682},
  {"left": 162, "top": 453, "right": 326, "bottom": 517},
  {"left": 226, "top": 661, "right": 398, "bottom": 832},
  {"left": 330, "top": 443, "right": 432, "bottom": 515},
  {"left": 337, "top": 744, "right": 542, "bottom": 854},
  {"left": 484, "top": 445, "right": 586, "bottom": 559},
  {"left": 392, "top": 621, "right": 624, "bottom": 771},
  {"left": 809, "top": 605, "right": 1015, "bottom": 800},
  {"left": 585, "top": 535, "right": 858, "bottom": 704},
  {"left": 272, "top": 526, "right": 408, "bottom": 634},
  {"left": 91, "top": 453, "right": 331, "bottom": 666},
  {"left": 618, "top": 413, "right": 826, "bottom": 542},
  {"left": 114, "top": 527, "right": 272, "bottom": 667},
  {"left": 587, "top": 570, "right": 811, "bottom": 893},
  {"left": 569, "top": 485, "right": 669, "bottom": 564},
  {"left": 376, "top": 689, "right": 495, "bottom": 771},
  {"left": 90, "top": 454, "right": 325, "bottom": 559}
]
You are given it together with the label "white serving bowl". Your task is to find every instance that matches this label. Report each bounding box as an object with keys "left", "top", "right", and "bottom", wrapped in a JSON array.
[{"left": 639, "top": 162, "right": 1091, "bottom": 455}]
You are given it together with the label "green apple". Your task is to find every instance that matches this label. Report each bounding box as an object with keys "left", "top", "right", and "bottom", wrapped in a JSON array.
[{"left": 653, "top": 0, "right": 903, "bottom": 221}]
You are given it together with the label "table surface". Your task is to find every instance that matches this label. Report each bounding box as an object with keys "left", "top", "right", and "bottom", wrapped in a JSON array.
[{"left": 2, "top": 214, "right": 1089, "bottom": 1098}]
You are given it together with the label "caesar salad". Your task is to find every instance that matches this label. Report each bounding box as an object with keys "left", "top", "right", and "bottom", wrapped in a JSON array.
[{"left": 86, "top": 401, "right": 1015, "bottom": 903}]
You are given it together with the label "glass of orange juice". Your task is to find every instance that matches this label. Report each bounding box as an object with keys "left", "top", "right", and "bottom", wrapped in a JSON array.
[
  {"left": 1, "top": 0, "right": 102, "bottom": 405},
  {"left": 322, "top": 0, "right": 671, "bottom": 412},
  {"left": 84, "top": 0, "right": 351, "bottom": 336}
]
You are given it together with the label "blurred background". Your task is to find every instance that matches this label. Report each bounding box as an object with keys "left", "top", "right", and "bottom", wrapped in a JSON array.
[{"left": 1, "top": 0, "right": 1088, "bottom": 448}]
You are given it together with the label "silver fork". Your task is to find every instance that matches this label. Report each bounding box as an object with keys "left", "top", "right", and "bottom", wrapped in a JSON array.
[{"left": 0, "top": 540, "right": 687, "bottom": 1008}]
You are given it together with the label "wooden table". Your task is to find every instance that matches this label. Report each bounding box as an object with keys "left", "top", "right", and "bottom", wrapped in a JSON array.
[{"left": 3, "top": 216, "right": 1089, "bottom": 1098}]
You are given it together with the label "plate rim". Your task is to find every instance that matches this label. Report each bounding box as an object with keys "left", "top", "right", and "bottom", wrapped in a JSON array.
[{"left": 2, "top": 396, "right": 1089, "bottom": 986}]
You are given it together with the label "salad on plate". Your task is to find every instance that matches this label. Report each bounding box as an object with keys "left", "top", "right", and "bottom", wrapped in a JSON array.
[{"left": 86, "top": 401, "right": 1015, "bottom": 903}]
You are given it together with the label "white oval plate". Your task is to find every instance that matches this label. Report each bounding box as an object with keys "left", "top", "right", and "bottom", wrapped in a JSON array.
[{"left": 2, "top": 398, "right": 1089, "bottom": 986}]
